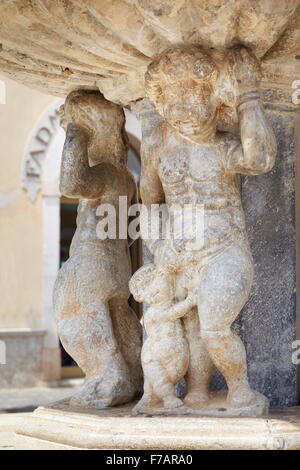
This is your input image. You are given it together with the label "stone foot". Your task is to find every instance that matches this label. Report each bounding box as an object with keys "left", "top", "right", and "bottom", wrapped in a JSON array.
[
  {"left": 132, "top": 395, "right": 153, "bottom": 415},
  {"left": 227, "top": 386, "right": 268, "bottom": 410},
  {"left": 70, "top": 371, "right": 136, "bottom": 409},
  {"left": 183, "top": 391, "right": 210, "bottom": 409},
  {"left": 163, "top": 396, "right": 184, "bottom": 409},
  {"left": 132, "top": 396, "right": 184, "bottom": 415}
]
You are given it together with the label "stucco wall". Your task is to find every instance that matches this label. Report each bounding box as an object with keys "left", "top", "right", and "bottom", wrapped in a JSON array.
[{"left": 0, "top": 76, "right": 54, "bottom": 329}]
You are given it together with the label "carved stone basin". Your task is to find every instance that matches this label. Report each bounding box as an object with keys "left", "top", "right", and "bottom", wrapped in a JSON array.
[{"left": 0, "top": 0, "right": 299, "bottom": 105}]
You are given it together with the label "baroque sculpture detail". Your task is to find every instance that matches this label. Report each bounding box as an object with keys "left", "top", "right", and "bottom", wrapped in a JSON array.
[
  {"left": 129, "top": 264, "right": 197, "bottom": 414},
  {"left": 1, "top": 0, "right": 299, "bottom": 450},
  {"left": 130, "top": 45, "right": 277, "bottom": 416},
  {"left": 53, "top": 90, "right": 143, "bottom": 408},
  {"left": 51, "top": 45, "right": 277, "bottom": 417}
]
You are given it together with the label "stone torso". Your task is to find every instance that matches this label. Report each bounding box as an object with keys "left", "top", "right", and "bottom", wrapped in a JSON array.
[
  {"left": 70, "top": 166, "right": 136, "bottom": 256},
  {"left": 144, "top": 305, "right": 184, "bottom": 340},
  {"left": 156, "top": 124, "right": 248, "bottom": 251}
]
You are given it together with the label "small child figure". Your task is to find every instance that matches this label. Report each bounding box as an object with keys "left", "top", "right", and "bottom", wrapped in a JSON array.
[{"left": 129, "top": 264, "right": 196, "bottom": 414}]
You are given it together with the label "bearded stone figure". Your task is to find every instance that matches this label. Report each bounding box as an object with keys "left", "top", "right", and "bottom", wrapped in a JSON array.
[
  {"left": 53, "top": 90, "right": 143, "bottom": 409},
  {"left": 130, "top": 45, "right": 277, "bottom": 416}
]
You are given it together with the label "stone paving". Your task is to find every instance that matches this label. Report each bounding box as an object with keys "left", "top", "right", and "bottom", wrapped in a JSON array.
[
  {"left": 0, "top": 413, "right": 29, "bottom": 450},
  {"left": 0, "top": 379, "right": 83, "bottom": 412},
  {"left": 0, "top": 379, "right": 83, "bottom": 450}
]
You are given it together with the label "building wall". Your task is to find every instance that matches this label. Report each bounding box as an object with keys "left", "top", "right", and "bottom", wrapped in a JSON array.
[{"left": 0, "top": 76, "right": 54, "bottom": 329}]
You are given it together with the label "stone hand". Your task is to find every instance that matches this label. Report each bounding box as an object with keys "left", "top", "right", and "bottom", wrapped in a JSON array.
[
  {"left": 169, "top": 290, "right": 198, "bottom": 320},
  {"left": 229, "top": 46, "right": 261, "bottom": 96}
]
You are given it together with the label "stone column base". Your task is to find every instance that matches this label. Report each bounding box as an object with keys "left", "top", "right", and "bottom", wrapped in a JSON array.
[
  {"left": 15, "top": 400, "right": 300, "bottom": 450},
  {"left": 0, "top": 329, "right": 46, "bottom": 388}
]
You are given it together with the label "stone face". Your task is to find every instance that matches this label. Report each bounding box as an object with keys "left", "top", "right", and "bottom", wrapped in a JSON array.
[
  {"left": 0, "top": 1, "right": 298, "bottom": 104},
  {"left": 53, "top": 90, "right": 143, "bottom": 408},
  {"left": 129, "top": 46, "right": 277, "bottom": 416}
]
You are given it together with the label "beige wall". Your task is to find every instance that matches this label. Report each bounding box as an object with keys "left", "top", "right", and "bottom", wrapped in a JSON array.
[{"left": 0, "top": 76, "right": 54, "bottom": 329}]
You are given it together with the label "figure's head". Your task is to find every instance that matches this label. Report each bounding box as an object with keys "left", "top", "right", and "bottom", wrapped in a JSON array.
[
  {"left": 145, "top": 45, "right": 237, "bottom": 138},
  {"left": 60, "top": 90, "right": 127, "bottom": 166},
  {"left": 61, "top": 90, "right": 124, "bottom": 134},
  {"left": 129, "top": 264, "right": 172, "bottom": 305}
]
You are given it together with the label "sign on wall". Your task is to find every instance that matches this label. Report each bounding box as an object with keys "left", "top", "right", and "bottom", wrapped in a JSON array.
[
  {"left": 22, "top": 100, "right": 64, "bottom": 202},
  {"left": 22, "top": 100, "right": 142, "bottom": 202}
]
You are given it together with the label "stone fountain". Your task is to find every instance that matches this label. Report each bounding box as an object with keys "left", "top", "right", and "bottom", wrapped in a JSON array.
[{"left": 0, "top": 0, "right": 299, "bottom": 449}]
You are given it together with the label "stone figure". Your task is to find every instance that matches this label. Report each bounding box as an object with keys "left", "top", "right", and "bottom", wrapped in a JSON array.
[
  {"left": 129, "top": 263, "right": 197, "bottom": 414},
  {"left": 53, "top": 90, "right": 143, "bottom": 408},
  {"left": 133, "top": 45, "right": 277, "bottom": 415}
]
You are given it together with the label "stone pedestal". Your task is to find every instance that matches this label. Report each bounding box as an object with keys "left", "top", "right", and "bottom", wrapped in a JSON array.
[
  {"left": 15, "top": 402, "right": 300, "bottom": 450},
  {"left": 0, "top": 329, "right": 46, "bottom": 388}
]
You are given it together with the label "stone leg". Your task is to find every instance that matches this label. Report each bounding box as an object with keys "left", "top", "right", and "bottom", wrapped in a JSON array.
[
  {"left": 143, "top": 360, "right": 184, "bottom": 409},
  {"left": 57, "top": 299, "right": 136, "bottom": 408},
  {"left": 182, "top": 308, "right": 214, "bottom": 408},
  {"left": 109, "top": 297, "right": 143, "bottom": 393},
  {"left": 133, "top": 379, "right": 161, "bottom": 414},
  {"left": 198, "top": 244, "right": 267, "bottom": 408},
  {"left": 53, "top": 262, "right": 137, "bottom": 408}
]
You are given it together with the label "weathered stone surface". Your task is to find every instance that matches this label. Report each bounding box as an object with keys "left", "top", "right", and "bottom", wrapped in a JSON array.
[
  {"left": 129, "top": 46, "right": 278, "bottom": 416},
  {"left": 15, "top": 402, "right": 300, "bottom": 450},
  {"left": 211, "top": 99, "right": 298, "bottom": 408},
  {"left": 53, "top": 90, "right": 143, "bottom": 408},
  {"left": 0, "top": 0, "right": 298, "bottom": 420},
  {"left": 238, "top": 103, "right": 297, "bottom": 408},
  {"left": 0, "top": 1, "right": 298, "bottom": 104}
]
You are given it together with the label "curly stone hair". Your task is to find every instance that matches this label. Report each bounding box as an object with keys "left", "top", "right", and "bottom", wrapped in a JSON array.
[
  {"left": 145, "top": 45, "right": 219, "bottom": 116},
  {"left": 129, "top": 264, "right": 157, "bottom": 302}
]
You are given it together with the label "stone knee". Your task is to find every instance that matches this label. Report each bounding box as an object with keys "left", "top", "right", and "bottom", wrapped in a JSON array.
[
  {"left": 199, "top": 309, "right": 248, "bottom": 374},
  {"left": 57, "top": 300, "right": 123, "bottom": 378},
  {"left": 200, "top": 328, "right": 232, "bottom": 349},
  {"left": 144, "top": 361, "right": 176, "bottom": 400}
]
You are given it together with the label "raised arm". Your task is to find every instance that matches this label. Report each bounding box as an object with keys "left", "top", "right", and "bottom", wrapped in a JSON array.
[
  {"left": 60, "top": 123, "right": 110, "bottom": 200},
  {"left": 60, "top": 90, "right": 128, "bottom": 200},
  {"left": 140, "top": 123, "right": 166, "bottom": 254},
  {"left": 140, "top": 125, "right": 165, "bottom": 206},
  {"left": 60, "top": 125, "right": 132, "bottom": 207},
  {"left": 226, "top": 48, "right": 277, "bottom": 176}
]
